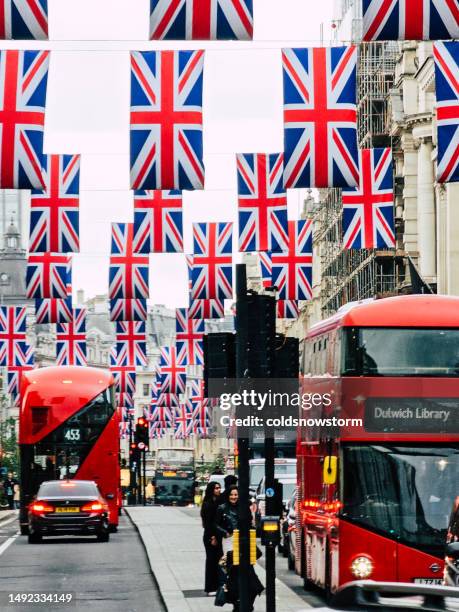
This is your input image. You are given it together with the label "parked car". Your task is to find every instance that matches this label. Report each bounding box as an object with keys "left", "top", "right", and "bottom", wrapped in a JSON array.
[
  {"left": 445, "top": 496, "right": 459, "bottom": 586},
  {"left": 281, "top": 489, "right": 297, "bottom": 570},
  {"left": 28, "top": 480, "right": 110, "bottom": 544},
  {"left": 254, "top": 476, "right": 296, "bottom": 531},
  {"left": 249, "top": 458, "right": 296, "bottom": 498}
]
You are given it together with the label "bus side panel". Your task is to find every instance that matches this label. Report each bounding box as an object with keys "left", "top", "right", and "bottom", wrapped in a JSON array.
[
  {"left": 339, "top": 520, "right": 397, "bottom": 585},
  {"left": 76, "top": 417, "right": 120, "bottom": 526},
  {"left": 397, "top": 541, "right": 444, "bottom": 583}
]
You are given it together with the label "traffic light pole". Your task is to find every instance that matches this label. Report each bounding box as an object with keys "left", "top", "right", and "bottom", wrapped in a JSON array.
[
  {"left": 235, "top": 264, "right": 251, "bottom": 612},
  {"left": 264, "top": 434, "right": 276, "bottom": 612},
  {"left": 142, "top": 450, "right": 147, "bottom": 506}
]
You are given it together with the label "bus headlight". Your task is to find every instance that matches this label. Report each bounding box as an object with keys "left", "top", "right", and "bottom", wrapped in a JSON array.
[{"left": 350, "top": 555, "right": 374, "bottom": 579}]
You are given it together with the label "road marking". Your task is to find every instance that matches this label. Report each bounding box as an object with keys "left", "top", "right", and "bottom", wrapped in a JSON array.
[
  {"left": 0, "top": 532, "right": 18, "bottom": 557},
  {"left": 0, "top": 515, "right": 18, "bottom": 528}
]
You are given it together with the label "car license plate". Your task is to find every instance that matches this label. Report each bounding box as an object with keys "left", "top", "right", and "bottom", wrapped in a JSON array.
[
  {"left": 55, "top": 507, "right": 79, "bottom": 513},
  {"left": 413, "top": 578, "right": 442, "bottom": 584}
]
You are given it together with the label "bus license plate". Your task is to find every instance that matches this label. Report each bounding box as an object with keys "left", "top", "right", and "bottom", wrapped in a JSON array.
[
  {"left": 413, "top": 578, "right": 442, "bottom": 584},
  {"left": 55, "top": 507, "right": 79, "bottom": 513}
]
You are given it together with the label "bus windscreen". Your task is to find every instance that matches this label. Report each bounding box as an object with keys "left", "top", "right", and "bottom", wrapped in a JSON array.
[
  {"left": 342, "top": 328, "right": 459, "bottom": 376},
  {"left": 341, "top": 444, "right": 459, "bottom": 552}
]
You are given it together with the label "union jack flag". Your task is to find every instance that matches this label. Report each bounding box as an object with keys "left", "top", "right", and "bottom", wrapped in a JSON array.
[
  {"left": 0, "top": 50, "right": 49, "bottom": 188},
  {"left": 343, "top": 148, "right": 395, "bottom": 249},
  {"left": 109, "top": 299, "right": 147, "bottom": 322},
  {"left": 110, "top": 349, "right": 137, "bottom": 394},
  {"left": 176, "top": 308, "right": 204, "bottom": 365},
  {"left": 109, "top": 223, "right": 149, "bottom": 300},
  {"left": 29, "top": 154, "right": 80, "bottom": 253},
  {"left": 158, "top": 346, "right": 187, "bottom": 394},
  {"left": 150, "top": 0, "right": 253, "bottom": 40},
  {"left": 115, "top": 321, "right": 147, "bottom": 367},
  {"left": 188, "top": 376, "right": 204, "bottom": 399},
  {"left": 35, "top": 296, "right": 72, "bottom": 324},
  {"left": 282, "top": 46, "right": 359, "bottom": 189},
  {"left": 119, "top": 421, "right": 131, "bottom": 439},
  {"left": 258, "top": 251, "right": 272, "bottom": 288},
  {"left": 56, "top": 307, "right": 87, "bottom": 366},
  {"left": 174, "top": 403, "right": 193, "bottom": 438},
  {"left": 0, "top": 0, "right": 48, "bottom": 39},
  {"left": 363, "top": 0, "right": 459, "bottom": 41},
  {"left": 0, "top": 306, "right": 29, "bottom": 366},
  {"left": 151, "top": 405, "right": 173, "bottom": 426},
  {"left": 237, "top": 153, "right": 288, "bottom": 253},
  {"left": 149, "top": 422, "right": 167, "bottom": 439},
  {"left": 188, "top": 299, "right": 224, "bottom": 319},
  {"left": 117, "top": 392, "right": 134, "bottom": 409},
  {"left": 111, "top": 367, "right": 136, "bottom": 396},
  {"left": 186, "top": 254, "right": 193, "bottom": 291},
  {"left": 133, "top": 189, "right": 183, "bottom": 253},
  {"left": 26, "top": 253, "right": 71, "bottom": 299},
  {"left": 157, "top": 392, "right": 180, "bottom": 407},
  {"left": 434, "top": 41, "right": 459, "bottom": 183},
  {"left": 191, "top": 222, "right": 233, "bottom": 300},
  {"left": 190, "top": 398, "right": 211, "bottom": 431},
  {"left": 271, "top": 220, "right": 313, "bottom": 301},
  {"left": 130, "top": 50, "right": 205, "bottom": 191},
  {"left": 277, "top": 300, "right": 299, "bottom": 319},
  {"left": 7, "top": 355, "right": 34, "bottom": 401}
]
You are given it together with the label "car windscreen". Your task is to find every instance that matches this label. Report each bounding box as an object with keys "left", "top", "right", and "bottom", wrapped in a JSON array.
[
  {"left": 281, "top": 482, "right": 296, "bottom": 501},
  {"left": 38, "top": 481, "right": 99, "bottom": 498}
]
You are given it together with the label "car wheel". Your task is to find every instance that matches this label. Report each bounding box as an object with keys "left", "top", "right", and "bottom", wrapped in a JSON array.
[
  {"left": 28, "top": 532, "right": 42, "bottom": 544},
  {"left": 97, "top": 531, "right": 110, "bottom": 542},
  {"left": 108, "top": 524, "right": 118, "bottom": 533}
]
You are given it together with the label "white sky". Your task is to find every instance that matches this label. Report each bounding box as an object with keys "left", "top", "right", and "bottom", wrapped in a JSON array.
[{"left": 4, "top": 0, "right": 335, "bottom": 308}]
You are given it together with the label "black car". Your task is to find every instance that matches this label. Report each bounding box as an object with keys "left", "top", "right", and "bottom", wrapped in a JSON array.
[
  {"left": 445, "top": 496, "right": 459, "bottom": 586},
  {"left": 28, "top": 480, "right": 110, "bottom": 544}
]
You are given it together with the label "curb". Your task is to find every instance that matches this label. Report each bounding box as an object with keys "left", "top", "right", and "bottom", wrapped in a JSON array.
[{"left": 124, "top": 508, "right": 187, "bottom": 612}]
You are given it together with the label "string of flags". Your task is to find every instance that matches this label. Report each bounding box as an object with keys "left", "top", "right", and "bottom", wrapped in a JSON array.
[{"left": 0, "top": 0, "right": 457, "bottom": 439}]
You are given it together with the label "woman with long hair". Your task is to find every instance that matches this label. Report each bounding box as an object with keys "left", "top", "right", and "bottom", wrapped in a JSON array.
[{"left": 200, "top": 481, "right": 222, "bottom": 595}]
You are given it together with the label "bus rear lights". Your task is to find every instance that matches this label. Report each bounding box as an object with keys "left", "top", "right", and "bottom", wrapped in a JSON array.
[
  {"left": 61, "top": 380, "right": 73, "bottom": 384},
  {"left": 350, "top": 556, "right": 374, "bottom": 579},
  {"left": 30, "top": 503, "right": 54, "bottom": 514},
  {"left": 81, "top": 502, "right": 104, "bottom": 512},
  {"left": 303, "top": 500, "right": 342, "bottom": 512}
]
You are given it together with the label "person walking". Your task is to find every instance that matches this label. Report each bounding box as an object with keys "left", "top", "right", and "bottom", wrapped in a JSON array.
[
  {"left": 13, "top": 482, "right": 20, "bottom": 510},
  {"left": 201, "top": 481, "right": 223, "bottom": 596},
  {"left": 2, "top": 472, "right": 18, "bottom": 510},
  {"left": 214, "top": 487, "right": 263, "bottom": 612},
  {"left": 218, "top": 475, "right": 237, "bottom": 507}
]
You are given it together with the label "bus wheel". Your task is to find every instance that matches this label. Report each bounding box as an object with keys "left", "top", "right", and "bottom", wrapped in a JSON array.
[
  {"left": 109, "top": 524, "right": 118, "bottom": 533},
  {"left": 20, "top": 525, "right": 29, "bottom": 536}
]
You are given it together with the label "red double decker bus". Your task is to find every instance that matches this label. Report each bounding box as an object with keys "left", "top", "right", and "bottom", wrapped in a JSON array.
[
  {"left": 297, "top": 295, "right": 459, "bottom": 597},
  {"left": 19, "top": 366, "right": 120, "bottom": 534}
]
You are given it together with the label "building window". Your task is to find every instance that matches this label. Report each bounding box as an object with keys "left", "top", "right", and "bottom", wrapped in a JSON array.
[{"left": 143, "top": 384, "right": 150, "bottom": 397}]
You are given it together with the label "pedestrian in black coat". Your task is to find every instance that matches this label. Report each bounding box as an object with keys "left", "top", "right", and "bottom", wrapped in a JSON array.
[{"left": 201, "top": 481, "right": 223, "bottom": 595}]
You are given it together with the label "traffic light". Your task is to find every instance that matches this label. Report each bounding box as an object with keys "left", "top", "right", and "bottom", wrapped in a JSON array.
[
  {"left": 246, "top": 294, "right": 276, "bottom": 378},
  {"left": 274, "top": 334, "right": 299, "bottom": 378},
  {"left": 129, "top": 442, "right": 140, "bottom": 464},
  {"left": 135, "top": 417, "right": 149, "bottom": 448},
  {"left": 203, "top": 332, "right": 236, "bottom": 397}
]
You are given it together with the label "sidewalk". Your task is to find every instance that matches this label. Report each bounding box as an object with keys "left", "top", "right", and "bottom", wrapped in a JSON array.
[{"left": 126, "top": 506, "right": 311, "bottom": 612}]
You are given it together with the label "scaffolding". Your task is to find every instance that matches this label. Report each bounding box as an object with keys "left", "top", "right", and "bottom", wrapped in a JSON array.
[
  {"left": 357, "top": 42, "right": 399, "bottom": 148},
  {"left": 312, "top": 41, "right": 405, "bottom": 317}
]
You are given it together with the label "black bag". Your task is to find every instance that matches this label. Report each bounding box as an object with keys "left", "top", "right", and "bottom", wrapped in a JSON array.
[{"left": 214, "top": 585, "right": 227, "bottom": 607}]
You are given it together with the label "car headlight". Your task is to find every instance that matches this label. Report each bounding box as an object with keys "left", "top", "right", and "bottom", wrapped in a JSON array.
[{"left": 350, "top": 556, "right": 374, "bottom": 579}]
